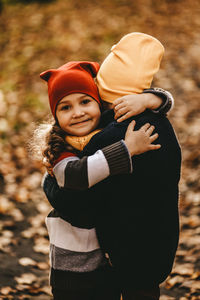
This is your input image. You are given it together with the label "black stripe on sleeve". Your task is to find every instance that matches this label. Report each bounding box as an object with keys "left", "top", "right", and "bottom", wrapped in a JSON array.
[{"left": 64, "top": 156, "right": 89, "bottom": 190}]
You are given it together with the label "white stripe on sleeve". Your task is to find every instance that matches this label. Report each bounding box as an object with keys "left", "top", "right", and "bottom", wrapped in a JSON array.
[{"left": 87, "top": 150, "right": 110, "bottom": 188}]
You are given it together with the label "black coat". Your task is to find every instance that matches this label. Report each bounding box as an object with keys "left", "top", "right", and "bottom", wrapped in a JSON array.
[{"left": 43, "top": 109, "right": 182, "bottom": 288}]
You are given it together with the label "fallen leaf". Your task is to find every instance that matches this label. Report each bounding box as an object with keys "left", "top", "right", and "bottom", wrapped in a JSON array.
[
  {"left": 21, "top": 227, "right": 37, "bottom": 239},
  {"left": 172, "top": 263, "right": 194, "bottom": 276},
  {"left": 180, "top": 279, "right": 200, "bottom": 290},
  {"left": 0, "top": 196, "right": 14, "bottom": 214},
  {"left": 14, "top": 273, "right": 37, "bottom": 285},
  {"left": 0, "top": 286, "right": 15, "bottom": 295},
  {"left": 23, "top": 172, "right": 43, "bottom": 190},
  {"left": 165, "top": 275, "right": 184, "bottom": 289},
  {"left": 39, "top": 285, "right": 52, "bottom": 295},
  {"left": 33, "top": 237, "right": 49, "bottom": 254},
  {"left": 9, "top": 208, "right": 24, "bottom": 222},
  {"left": 36, "top": 261, "right": 49, "bottom": 270},
  {"left": 18, "top": 257, "right": 37, "bottom": 267},
  {"left": 14, "top": 187, "right": 29, "bottom": 203}
]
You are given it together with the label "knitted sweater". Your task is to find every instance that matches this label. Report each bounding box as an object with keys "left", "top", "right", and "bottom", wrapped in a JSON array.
[{"left": 44, "top": 140, "right": 132, "bottom": 289}]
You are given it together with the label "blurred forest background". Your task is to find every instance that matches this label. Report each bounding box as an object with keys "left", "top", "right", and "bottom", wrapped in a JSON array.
[{"left": 0, "top": 0, "right": 200, "bottom": 299}]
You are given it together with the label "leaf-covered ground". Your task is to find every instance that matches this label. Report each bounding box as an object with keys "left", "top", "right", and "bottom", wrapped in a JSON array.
[{"left": 0, "top": 0, "right": 200, "bottom": 299}]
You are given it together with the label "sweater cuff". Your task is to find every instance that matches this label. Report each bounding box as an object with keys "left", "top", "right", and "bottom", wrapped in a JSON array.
[
  {"left": 102, "top": 140, "right": 132, "bottom": 175},
  {"left": 143, "top": 87, "right": 174, "bottom": 115}
]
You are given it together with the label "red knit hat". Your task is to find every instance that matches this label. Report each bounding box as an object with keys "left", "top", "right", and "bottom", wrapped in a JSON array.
[{"left": 40, "top": 61, "right": 101, "bottom": 118}]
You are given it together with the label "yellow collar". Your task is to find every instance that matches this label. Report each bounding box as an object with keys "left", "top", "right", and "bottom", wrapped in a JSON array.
[{"left": 65, "top": 129, "right": 102, "bottom": 151}]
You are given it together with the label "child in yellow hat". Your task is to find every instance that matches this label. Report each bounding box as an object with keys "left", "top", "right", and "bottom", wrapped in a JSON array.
[{"left": 65, "top": 32, "right": 173, "bottom": 152}]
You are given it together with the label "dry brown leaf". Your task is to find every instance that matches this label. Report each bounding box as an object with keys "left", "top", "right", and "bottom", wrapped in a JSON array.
[
  {"left": 184, "top": 255, "right": 198, "bottom": 263},
  {"left": 0, "top": 286, "right": 15, "bottom": 295},
  {"left": 9, "top": 208, "right": 24, "bottom": 222},
  {"left": 23, "top": 172, "right": 43, "bottom": 190},
  {"left": 27, "top": 285, "right": 41, "bottom": 295},
  {"left": 191, "top": 271, "right": 200, "bottom": 280},
  {"left": 176, "top": 249, "right": 187, "bottom": 257},
  {"left": 36, "top": 261, "right": 49, "bottom": 270},
  {"left": 165, "top": 275, "right": 184, "bottom": 289},
  {"left": 5, "top": 183, "right": 18, "bottom": 197},
  {"left": 33, "top": 237, "right": 49, "bottom": 254},
  {"left": 0, "top": 196, "right": 14, "bottom": 214},
  {"left": 39, "top": 285, "right": 52, "bottom": 295},
  {"left": 0, "top": 232, "right": 13, "bottom": 250},
  {"left": 29, "top": 214, "right": 44, "bottom": 227},
  {"left": 183, "top": 235, "right": 200, "bottom": 247},
  {"left": 36, "top": 201, "right": 50, "bottom": 214},
  {"left": 172, "top": 263, "right": 194, "bottom": 276},
  {"left": 14, "top": 273, "right": 37, "bottom": 285},
  {"left": 15, "top": 284, "right": 29, "bottom": 291},
  {"left": 18, "top": 257, "right": 37, "bottom": 267},
  {"left": 14, "top": 187, "right": 30, "bottom": 203},
  {"left": 21, "top": 227, "right": 37, "bottom": 239},
  {"left": 181, "top": 279, "right": 200, "bottom": 291}
]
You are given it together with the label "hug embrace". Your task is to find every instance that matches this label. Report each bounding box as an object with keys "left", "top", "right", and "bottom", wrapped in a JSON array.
[{"left": 31, "top": 32, "right": 181, "bottom": 300}]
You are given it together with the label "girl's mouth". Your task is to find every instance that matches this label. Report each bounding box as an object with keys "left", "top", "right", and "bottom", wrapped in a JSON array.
[{"left": 71, "top": 119, "right": 91, "bottom": 126}]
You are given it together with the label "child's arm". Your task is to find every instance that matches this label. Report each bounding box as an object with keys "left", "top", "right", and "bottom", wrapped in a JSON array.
[
  {"left": 52, "top": 121, "right": 160, "bottom": 191},
  {"left": 53, "top": 141, "right": 131, "bottom": 191},
  {"left": 113, "top": 88, "right": 174, "bottom": 122}
]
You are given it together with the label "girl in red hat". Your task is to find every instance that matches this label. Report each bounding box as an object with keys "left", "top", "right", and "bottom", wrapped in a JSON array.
[{"left": 31, "top": 60, "right": 173, "bottom": 300}]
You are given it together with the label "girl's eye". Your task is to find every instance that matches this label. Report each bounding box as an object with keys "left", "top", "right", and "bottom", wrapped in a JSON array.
[
  {"left": 82, "top": 99, "right": 91, "bottom": 105},
  {"left": 61, "top": 105, "right": 70, "bottom": 111}
]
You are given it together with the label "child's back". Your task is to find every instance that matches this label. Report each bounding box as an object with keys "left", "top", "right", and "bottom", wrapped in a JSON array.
[{"left": 83, "top": 109, "right": 181, "bottom": 288}]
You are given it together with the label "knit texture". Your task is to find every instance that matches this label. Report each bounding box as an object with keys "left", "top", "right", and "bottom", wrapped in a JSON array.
[
  {"left": 96, "top": 32, "right": 164, "bottom": 102},
  {"left": 102, "top": 140, "right": 132, "bottom": 174},
  {"left": 40, "top": 61, "right": 101, "bottom": 118}
]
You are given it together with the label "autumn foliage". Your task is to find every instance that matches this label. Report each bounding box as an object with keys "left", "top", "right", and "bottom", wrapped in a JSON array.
[{"left": 0, "top": 0, "right": 200, "bottom": 299}]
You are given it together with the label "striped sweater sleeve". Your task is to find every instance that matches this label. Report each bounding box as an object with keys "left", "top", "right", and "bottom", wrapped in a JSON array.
[
  {"left": 143, "top": 88, "right": 174, "bottom": 114},
  {"left": 53, "top": 140, "right": 132, "bottom": 191}
]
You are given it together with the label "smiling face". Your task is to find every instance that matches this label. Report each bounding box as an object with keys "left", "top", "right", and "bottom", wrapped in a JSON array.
[{"left": 56, "top": 93, "right": 101, "bottom": 136}]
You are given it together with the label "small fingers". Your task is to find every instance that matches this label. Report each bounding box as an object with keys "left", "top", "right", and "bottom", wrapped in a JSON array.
[
  {"left": 140, "top": 123, "right": 151, "bottom": 131},
  {"left": 114, "top": 102, "right": 125, "bottom": 112},
  {"left": 114, "top": 106, "right": 129, "bottom": 120},
  {"left": 140, "top": 123, "right": 157, "bottom": 137},
  {"left": 150, "top": 133, "right": 159, "bottom": 142},
  {"left": 116, "top": 111, "right": 132, "bottom": 122},
  {"left": 127, "top": 119, "right": 136, "bottom": 131},
  {"left": 146, "top": 125, "right": 155, "bottom": 136},
  {"left": 113, "top": 97, "right": 123, "bottom": 107},
  {"left": 149, "top": 144, "right": 161, "bottom": 150}
]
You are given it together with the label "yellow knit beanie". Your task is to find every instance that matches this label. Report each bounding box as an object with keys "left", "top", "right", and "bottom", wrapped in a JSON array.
[{"left": 96, "top": 32, "right": 164, "bottom": 103}]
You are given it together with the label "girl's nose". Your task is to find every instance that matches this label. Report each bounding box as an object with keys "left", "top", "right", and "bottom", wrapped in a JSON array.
[{"left": 72, "top": 107, "right": 85, "bottom": 118}]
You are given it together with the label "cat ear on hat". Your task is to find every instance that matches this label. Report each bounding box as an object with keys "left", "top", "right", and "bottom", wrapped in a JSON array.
[
  {"left": 40, "top": 69, "right": 55, "bottom": 81},
  {"left": 79, "top": 61, "right": 100, "bottom": 78}
]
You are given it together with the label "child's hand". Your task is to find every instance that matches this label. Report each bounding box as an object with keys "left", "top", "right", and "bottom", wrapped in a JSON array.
[
  {"left": 124, "top": 120, "right": 161, "bottom": 156},
  {"left": 113, "top": 94, "right": 162, "bottom": 122}
]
